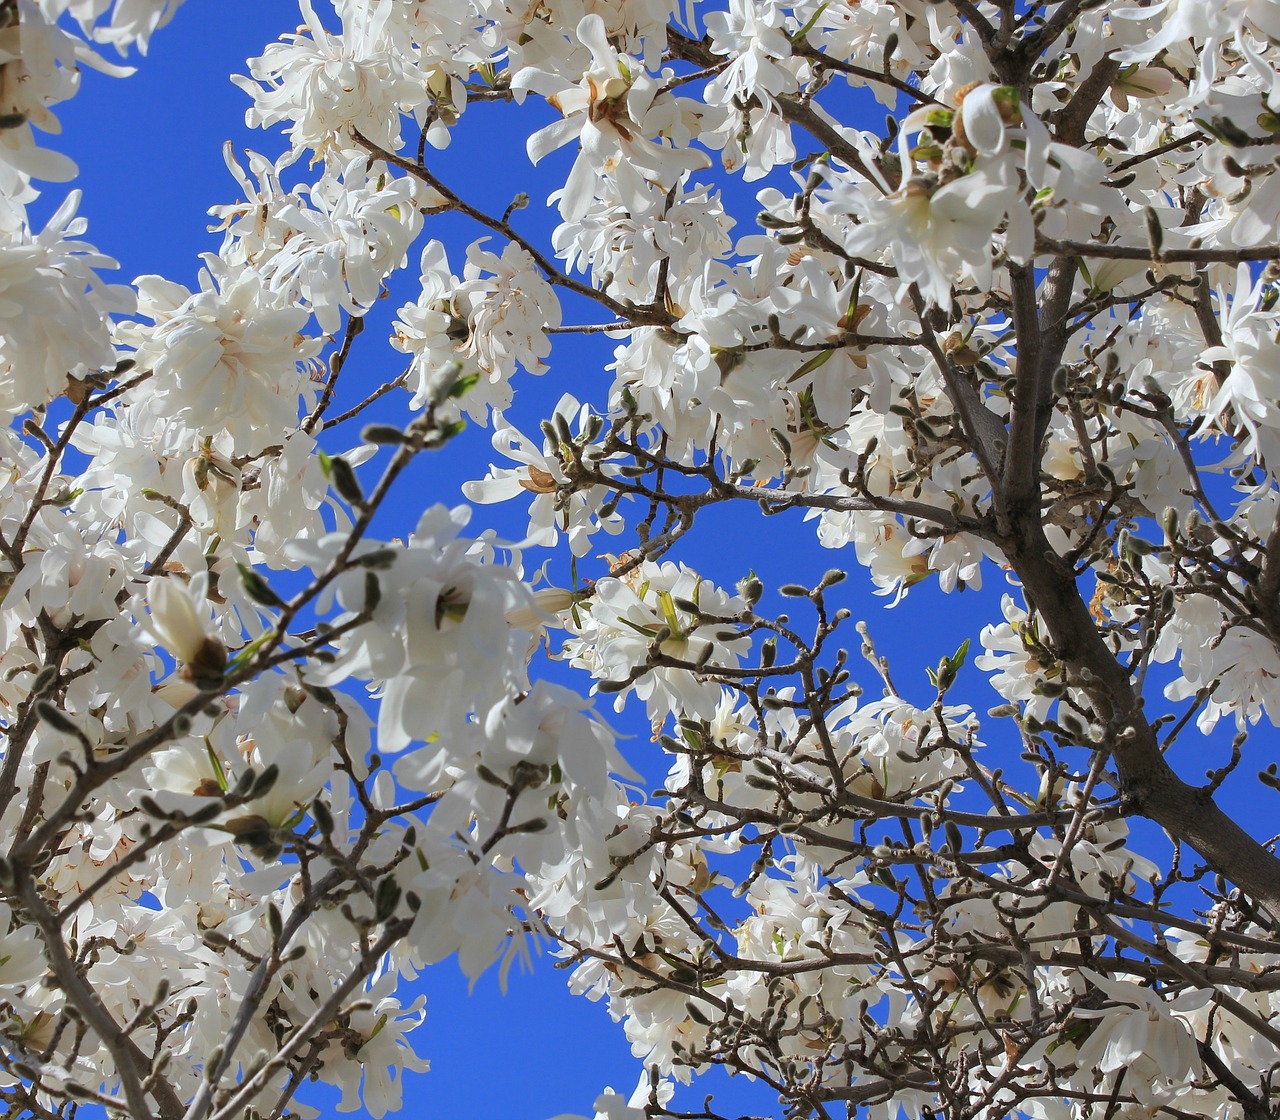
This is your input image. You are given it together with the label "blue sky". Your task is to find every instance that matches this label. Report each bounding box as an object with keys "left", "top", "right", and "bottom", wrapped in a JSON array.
[{"left": 37, "top": 2, "right": 1276, "bottom": 1118}]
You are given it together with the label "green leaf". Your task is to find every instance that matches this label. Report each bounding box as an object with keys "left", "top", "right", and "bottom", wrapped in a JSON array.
[
  {"left": 787, "top": 347, "right": 836, "bottom": 384},
  {"left": 790, "top": 0, "right": 830, "bottom": 43},
  {"left": 447, "top": 372, "right": 481, "bottom": 399},
  {"left": 205, "top": 739, "right": 230, "bottom": 793}
]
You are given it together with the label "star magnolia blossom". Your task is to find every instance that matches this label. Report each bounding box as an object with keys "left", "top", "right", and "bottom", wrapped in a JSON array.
[{"left": 3, "top": 1, "right": 1280, "bottom": 1119}]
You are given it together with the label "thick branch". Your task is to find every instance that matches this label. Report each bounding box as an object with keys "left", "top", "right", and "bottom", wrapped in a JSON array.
[
  {"left": 16, "top": 875, "right": 184, "bottom": 1120},
  {"left": 1002, "top": 523, "right": 1280, "bottom": 924},
  {"left": 1003, "top": 256, "right": 1078, "bottom": 509},
  {"left": 1037, "top": 237, "right": 1280, "bottom": 264}
]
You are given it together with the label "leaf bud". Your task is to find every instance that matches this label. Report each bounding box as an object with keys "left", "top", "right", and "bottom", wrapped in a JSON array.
[
  {"left": 30, "top": 663, "right": 58, "bottom": 697},
  {"left": 1057, "top": 711, "right": 1086, "bottom": 739},
  {"left": 138, "top": 795, "right": 169, "bottom": 819},
  {"left": 361, "top": 423, "right": 408, "bottom": 444},
  {"left": 1144, "top": 206, "right": 1164, "bottom": 258},
  {"left": 374, "top": 876, "right": 402, "bottom": 923},
  {"left": 1121, "top": 529, "right": 1156, "bottom": 556},
  {"left": 510, "top": 816, "right": 550, "bottom": 833},
  {"left": 593, "top": 870, "right": 619, "bottom": 891},
  {"left": 189, "top": 801, "right": 224, "bottom": 825},
  {"left": 685, "top": 1001, "right": 711, "bottom": 1025},
  {"left": 312, "top": 798, "right": 335, "bottom": 835},
  {"left": 238, "top": 565, "right": 284, "bottom": 608},
  {"left": 352, "top": 549, "right": 399, "bottom": 573},
  {"left": 304, "top": 683, "right": 337, "bottom": 706},
  {"left": 202, "top": 927, "right": 230, "bottom": 949},
  {"left": 597, "top": 491, "right": 621, "bottom": 519},
  {"left": 250, "top": 764, "right": 280, "bottom": 798},
  {"left": 326, "top": 455, "right": 365, "bottom": 506},
  {"left": 475, "top": 763, "right": 508, "bottom": 788},
  {"left": 447, "top": 372, "right": 480, "bottom": 400},
  {"left": 35, "top": 701, "right": 79, "bottom": 735}
]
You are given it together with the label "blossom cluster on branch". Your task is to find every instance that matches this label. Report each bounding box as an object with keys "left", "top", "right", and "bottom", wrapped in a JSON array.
[{"left": 2, "top": 0, "right": 1280, "bottom": 1119}]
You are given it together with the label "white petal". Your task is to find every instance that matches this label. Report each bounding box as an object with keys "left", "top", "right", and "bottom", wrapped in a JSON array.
[
  {"left": 1005, "top": 200, "right": 1034, "bottom": 263},
  {"left": 526, "top": 115, "right": 582, "bottom": 165},
  {"left": 962, "top": 86, "right": 1006, "bottom": 156},
  {"left": 148, "top": 576, "right": 210, "bottom": 663},
  {"left": 575, "top": 14, "right": 614, "bottom": 71}
]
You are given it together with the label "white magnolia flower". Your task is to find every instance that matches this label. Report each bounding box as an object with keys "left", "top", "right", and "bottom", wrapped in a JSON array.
[
  {"left": 513, "top": 14, "right": 710, "bottom": 220},
  {"left": 119, "top": 255, "right": 321, "bottom": 454},
  {"left": 0, "top": 191, "right": 132, "bottom": 414},
  {"left": 1202, "top": 264, "right": 1280, "bottom": 462},
  {"left": 219, "top": 153, "right": 427, "bottom": 335},
  {"left": 841, "top": 163, "right": 1022, "bottom": 307},
  {"left": 286, "top": 505, "right": 535, "bottom": 753},
  {"left": 1071, "top": 971, "right": 1210, "bottom": 1088},
  {"left": 235, "top": 0, "right": 429, "bottom": 159},
  {"left": 145, "top": 571, "right": 219, "bottom": 667},
  {"left": 703, "top": 0, "right": 800, "bottom": 107},
  {"left": 565, "top": 560, "right": 749, "bottom": 724},
  {"left": 463, "top": 393, "right": 623, "bottom": 555}
]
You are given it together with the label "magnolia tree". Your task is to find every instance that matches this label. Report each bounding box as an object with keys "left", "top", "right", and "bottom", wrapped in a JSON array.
[{"left": 5, "top": 0, "right": 1280, "bottom": 1118}]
